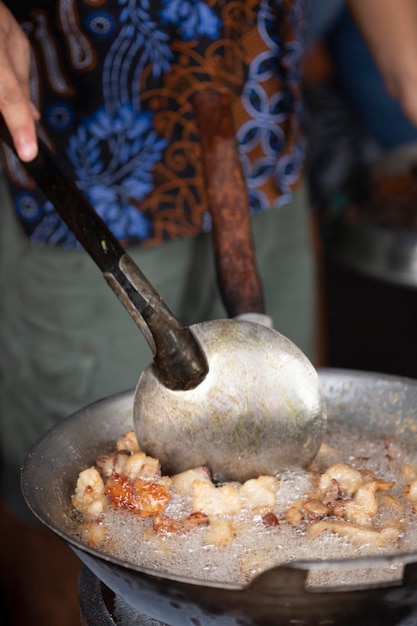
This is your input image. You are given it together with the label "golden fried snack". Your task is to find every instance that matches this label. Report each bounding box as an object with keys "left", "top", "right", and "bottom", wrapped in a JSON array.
[
  {"left": 153, "top": 511, "right": 209, "bottom": 536},
  {"left": 207, "top": 518, "right": 235, "bottom": 546},
  {"left": 308, "top": 520, "right": 402, "bottom": 547},
  {"left": 116, "top": 430, "right": 140, "bottom": 452},
  {"left": 343, "top": 479, "right": 394, "bottom": 526},
  {"left": 192, "top": 481, "right": 241, "bottom": 516},
  {"left": 319, "top": 463, "right": 363, "bottom": 496},
  {"left": 239, "top": 475, "right": 279, "bottom": 513},
  {"left": 105, "top": 473, "right": 170, "bottom": 517},
  {"left": 72, "top": 467, "right": 106, "bottom": 520},
  {"left": 170, "top": 466, "right": 212, "bottom": 494}
]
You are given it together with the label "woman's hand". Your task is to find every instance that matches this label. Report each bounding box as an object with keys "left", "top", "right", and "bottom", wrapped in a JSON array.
[{"left": 0, "top": 2, "right": 39, "bottom": 161}]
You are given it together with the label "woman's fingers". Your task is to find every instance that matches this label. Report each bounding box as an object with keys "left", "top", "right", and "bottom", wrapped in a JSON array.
[{"left": 0, "top": 2, "right": 38, "bottom": 161}]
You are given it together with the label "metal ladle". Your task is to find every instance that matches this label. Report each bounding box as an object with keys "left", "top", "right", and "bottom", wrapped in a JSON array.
[{"left": 0, "top": 99, "right": 326, "bottom": 483}]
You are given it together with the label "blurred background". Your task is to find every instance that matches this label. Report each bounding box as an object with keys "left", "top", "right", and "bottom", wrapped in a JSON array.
[{"left": 304, "top": 0, "right": 417, "bottom": 380}]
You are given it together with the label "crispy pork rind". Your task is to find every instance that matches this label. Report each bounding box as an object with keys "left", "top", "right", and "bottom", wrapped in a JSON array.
[
  {"left": 239, "top": 475, "right": 279, "bottom": 514},
  {"left": 192, "top": 481, "right": 241, "bottom": 516},
  {"left": 116, "top": 430, "right": 140, "bottom": 452},
  {"left": 207, "top": 518, "right": 235, "bottom": 546},
  {"left": 319, "top": 462, "right": 363, "bottom": 497},
  {"left": 79, "top": 520, "right": 109, "bottom": 548},
  {"left": 170, "top": 466, "right": 212, "bottom": 495},
  {"left": 153, "top": 511, "right": 209, "bottom": 536},
  {"left": 308, "top": 520, "right": 402, "bottom": 547},
  {"left": 72, "top": 467, "right": 106, "bottom": 520},
  {"left": 105, "top": 473, "right": 170, "bottom": 518}
]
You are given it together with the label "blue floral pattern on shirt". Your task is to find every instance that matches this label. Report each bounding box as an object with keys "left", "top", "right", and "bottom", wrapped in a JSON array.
[{"left": 2, "top": 0, "right": 306, "bottom": 248}]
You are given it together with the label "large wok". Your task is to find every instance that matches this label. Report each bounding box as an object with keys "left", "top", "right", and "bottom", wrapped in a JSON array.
[{"left": 22, "top": 368, "right": 417, "bottom": 626}]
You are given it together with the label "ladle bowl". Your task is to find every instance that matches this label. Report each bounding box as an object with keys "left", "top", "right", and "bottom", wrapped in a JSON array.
[{"left": 135, "top": 318, "right": 326, "bottom": 482}]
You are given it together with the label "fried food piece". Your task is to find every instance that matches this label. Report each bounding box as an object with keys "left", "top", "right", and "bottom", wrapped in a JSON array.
[
  {"left": 105, "top": 473, "right": 170, "bottom": 518},
  {"left": 153, "top": 512, "right": 209, "bottom": 536},
  {"left": 284, "top": 496, "right": 331, "bottom": 525},
  {"left": 170, "top": 467, "right": 212, "bottom": 495},
  {"left": 321, "top": 478, "right": 343, "bottom": 508},
  {"left": 308, "top": 520, "right": 402, "bottom": 547},
  {"left": 133, "top": 478, "right": 171, "bottom": 517},
  {"left": 284, "top": 500, "right": 304, "bottom": 526},
  {"left": 262, "top": 512, "right": 279, "bottom": 527},
  {"left": 404, "top": 479, "right": 417, "bottom": 502},
  {"left": 239, "top": 476, "right": 279, "bottom": 513},
  {"left": 124, "top": 452, "right": 160, "bottom": 481},
  {"left": 192, "top": 481, "right": 241, "bottom": 516},
  {"left": 96, "top": 451, "right": 130, "bottom": 480},
  {"left": 97, "top": 449, "right": 161, "bottom": 482},
  {"left": 379, "top": 494, "right": 405, "bottom": 514},
  {"left": 116, "top": 430, "right": 140, "bottom": 452},
  {"left": 343, "top": 479, "right": 395, "bottom": 526},
  {"left": 302, "top": 498, "right": 331, "bottom": 520},
  {"left": 319, "top": 463, "right": 363, "bottom": 497},
  {"left": 72, "top": 467, "right": 106, "bottom": 520},
  {"left": 105, "top": 472, "right": 141, "bottom": 514},
  {"left": 207, "top": 518, "right": 235, "bottom": 546},
  {"left": 79, "top": 520, "right": 108, "bottom": 547}
]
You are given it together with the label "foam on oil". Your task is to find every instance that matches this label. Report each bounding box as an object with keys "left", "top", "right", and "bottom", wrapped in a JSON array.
[{"left": 72, "top": 421, "right": 417, "bottom": 588}]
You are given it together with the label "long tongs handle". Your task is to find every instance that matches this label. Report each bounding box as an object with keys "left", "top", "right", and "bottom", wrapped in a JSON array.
[
  {"left": 193, "top": 88, "right": 265, "bottom": 317},
  {"left": 0, "top": 120, "right": 208, "bottom": 390}
]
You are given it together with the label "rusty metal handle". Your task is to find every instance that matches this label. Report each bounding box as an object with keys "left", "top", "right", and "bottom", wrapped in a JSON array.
[{"left": 192, "top": 88, "right": 265, "bottom": 318}]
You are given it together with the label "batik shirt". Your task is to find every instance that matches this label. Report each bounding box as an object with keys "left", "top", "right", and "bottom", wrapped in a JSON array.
[{"left": 2, "top": 0, "right": 306, "bottom": 248}]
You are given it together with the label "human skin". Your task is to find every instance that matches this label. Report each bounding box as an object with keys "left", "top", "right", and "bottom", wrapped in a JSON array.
[
  {"left": 347, "top": 0, "right": 417, "bottom": 129},
  {"left": 0, "top": 1, "right": 39, "bottom": 161}
]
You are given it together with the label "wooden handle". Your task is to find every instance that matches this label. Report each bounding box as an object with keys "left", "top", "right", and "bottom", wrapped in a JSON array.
[{"left": 192, "top": 89, "right": 265, "bottom": 317}]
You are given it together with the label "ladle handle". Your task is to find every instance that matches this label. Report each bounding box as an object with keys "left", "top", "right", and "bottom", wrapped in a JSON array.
[
  {"left": 0, "top": 120, "right": 208, "bottom": 391},
  {"left": 192, "top": 89, "right": 265, "bottom": 317}
]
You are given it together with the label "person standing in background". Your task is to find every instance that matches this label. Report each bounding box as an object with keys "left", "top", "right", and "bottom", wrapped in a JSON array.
[
  {"left": 0, "top": 2, "right": 319, "bottom": 624},
  {"left": 305, "top": 0, "right": 417, "bottom": 380},
  {"left": 307, "top": 0, "right": 417, "bottom": 133},
  {"left": 305, "top": 0, "right": 417, "bottom": 169}
]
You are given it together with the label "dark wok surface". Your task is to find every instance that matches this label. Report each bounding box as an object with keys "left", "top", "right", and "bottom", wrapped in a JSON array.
[{"left": 21, "top": 368, "right": 417, "bottom": 625}]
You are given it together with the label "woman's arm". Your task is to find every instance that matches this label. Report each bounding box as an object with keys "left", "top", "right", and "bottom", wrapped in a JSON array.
[{"left": 347, "top": 0, "right": 417, "bottom": 127}]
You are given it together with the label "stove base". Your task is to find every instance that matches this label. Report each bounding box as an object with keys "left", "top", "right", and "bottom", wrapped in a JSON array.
[
  {"left": 77, "top": 565, "right": 417, "bottom": 626},
  {"left": 78, "top": 565, "right": 167, "bottom": 626}
]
